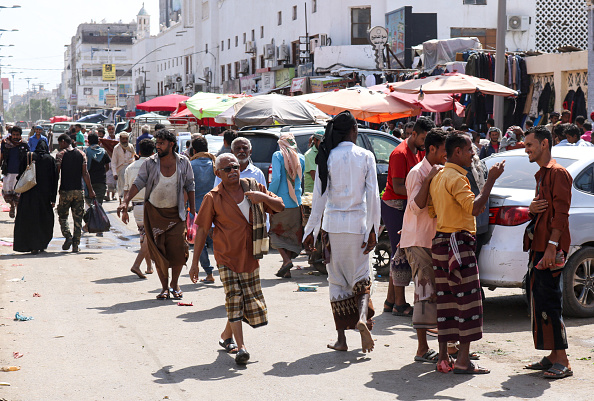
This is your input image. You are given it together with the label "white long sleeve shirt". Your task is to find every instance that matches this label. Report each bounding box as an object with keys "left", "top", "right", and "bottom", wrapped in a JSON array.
[
  {"left": 111, "top": 143, "right": 136, "bottom": 175},
  {"left": 303, "top": 141, "right": 380, "bottom": 240}
]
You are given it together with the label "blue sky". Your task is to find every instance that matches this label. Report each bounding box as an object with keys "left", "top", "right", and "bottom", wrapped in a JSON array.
[{"left": 0, "top": 0, "right": 159, "bottom": 97}]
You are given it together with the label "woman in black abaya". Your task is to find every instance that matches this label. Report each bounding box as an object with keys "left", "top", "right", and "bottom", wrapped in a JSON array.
[{"left": 13, "top": 140, "right": 59, "bottom": 254}]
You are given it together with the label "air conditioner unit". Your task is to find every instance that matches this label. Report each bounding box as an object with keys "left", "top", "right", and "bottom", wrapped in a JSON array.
[
  {"left": 175, "top": 82, "right": 183, "bottom": 92},
  {"left": 264, "top": 44, "right": 275, "bottom": 59},
  {"left": 194, "top": 83, "right": 205, "bottom": 92},
  {"left": 186, "top": 73, "right": 195, "bottom": 84},
  {"left": 245, "top": 40, "right": 256, "bottom": 54},
  {"left": 507, "top": 15, "right": 529, "bottom": 31},
  {"left": 278, "top": 44, "right": 290, "bottom": 61},
  {"left": 319, "top": 34, "right": 328, "bottom": 46},
  {"left": 203, "top": 67, "right": 210, "bottom": 78},
  {"left": 310, "top": 38, "right": 319, "bottom": 54},
  {"left": 174, "top": 73, "right": 183, "bottom": 83}
]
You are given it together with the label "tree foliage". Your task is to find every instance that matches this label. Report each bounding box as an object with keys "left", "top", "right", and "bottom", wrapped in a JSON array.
[{"left": 5, "top": 99, "right": 61, "bottom": 123}]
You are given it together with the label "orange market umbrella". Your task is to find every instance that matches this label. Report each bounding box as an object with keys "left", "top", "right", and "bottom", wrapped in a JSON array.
[
  {"left": 368, "top": 83, "right": 465, "bottom": 116},
  {"left": 304, "top": 87, "right": 420, "bottom": 123},
  {"left": 389, "top": 72, "right": 518, "bottom": 97}
]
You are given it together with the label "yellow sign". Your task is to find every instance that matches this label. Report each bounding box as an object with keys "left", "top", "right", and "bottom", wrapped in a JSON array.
[{"left": 102, "top": 64, "right": 116, "bottom": 81}]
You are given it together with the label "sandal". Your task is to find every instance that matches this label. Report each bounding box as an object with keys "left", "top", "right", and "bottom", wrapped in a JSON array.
[
  {"left": 235, "top": 349, "right": 250, "bottom": 365},
  {"left": 450, "top": 351, "right": 480, "bottom": 360},
  {"left": 525, "top": 356, "right": 553, "bottom": 371},
  {"left": 219, "top": 338, "right": 238, "bottom": 354},
  {"left": 392, "top": 303, "right": 414, "bottom": 317},
  {"left": 156, "top": 289, "right": 170, "bottom": 300},
  {"left": 414, "top": 349, "right": 439, "bottom": 363},
  {"left": 383, "top": 301, "right": 395, "bottom": 313},
  {"left": 200, "top": 278, "right": 215, "bottom": 284},
  {"left": 453, "top": 362, "right": 490, "bottom": 375},
  {"left": 170, "top": 288, "right": 183, "bottom": 299},
  {"left": 275, "top": 262, "right": 293, "bottom": 278},
  {"left": 544, "top": 363, "right": 573, "bottom": 379}
]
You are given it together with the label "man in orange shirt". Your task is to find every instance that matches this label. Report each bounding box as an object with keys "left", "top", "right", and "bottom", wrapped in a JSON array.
[
  {"left": 190, "top": 154, "right": 284, "bottom": 365},
  {"left": 381, "top": 117, "right": 434, "bottom": 316}
]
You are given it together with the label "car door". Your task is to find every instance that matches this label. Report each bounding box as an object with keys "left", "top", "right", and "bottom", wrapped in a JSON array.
[{"left": 364, "top": 132, "right": 400, "bottom": 192}]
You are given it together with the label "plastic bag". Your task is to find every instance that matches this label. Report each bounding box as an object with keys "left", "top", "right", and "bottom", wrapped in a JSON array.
[
  {"left": 186, "top": 211, "right": 195, "bottom": 244},
  {"left": 83, "top": 199, "right": 111, "bottom": 233}
]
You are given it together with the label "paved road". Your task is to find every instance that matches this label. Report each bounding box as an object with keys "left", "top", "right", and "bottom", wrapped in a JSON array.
[{"left": 1, "top": 202, "right": 593, "bottom": 400}]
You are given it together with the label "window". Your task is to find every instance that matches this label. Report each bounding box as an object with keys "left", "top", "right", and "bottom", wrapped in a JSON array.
[
  {"left": 367, "top": 134, "right": 398, "bottom": 164},
  {"left": 235, "top": 36, "right": 238, "bottom": 47},
  {"left": 292, "top": 5, "right": 297, "bottom": 20},
  {"left": 278, "top": 11, "right": 282, "bottom": 25},
  {"left": 312, "top": 0, "right": 317, "bottom": 13},
  {"left": 243, "top": 33, "right": 246, "bottom": 44},
  {"left": 260, "top": 55, "right": 265, "bottom": 68},
  {"left": 228, "top": 38, "right": 231, "bottom": 48},
  {"left": 260, "top": 26, "right": 264, "bottom": 38},
  {"left": 221, "top": 40, "right": 224, "bottom": 51},
  {"left": 575, "top": 164, "right": 594, "bottom": 194},
  {"left": 251, "top": 29, "right": 255, "bottom": 41},
  {"left": 351, "top": 7, "right": 371, "bottom": 45},
  {"left": 463, "top": 0, "right": 487, "bottom": 4},
  {"left": 221, "top": 65, "right": 225, "bottom": 82},
  {"left": 234, "top": 61, "right": 240, "bottom": 77},
  {"left": 227, "top": 63, "right": 232, "bottom": 80},
  {"left": 205, "top": 43, "right": 208, "bottom": 53},
  {"left": 251, "top": 57, "right": 256, "bottom": 74}
]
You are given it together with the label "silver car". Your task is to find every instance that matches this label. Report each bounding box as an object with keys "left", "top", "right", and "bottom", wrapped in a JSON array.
[{"left": 481, "top": 146, "right": 594, "bottom": 317}]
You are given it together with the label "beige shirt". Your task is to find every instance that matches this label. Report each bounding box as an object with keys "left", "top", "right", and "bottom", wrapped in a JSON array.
[
  {"left": 124, "top": 157, "right": 147, "bottom": 202},
  {"left": 148, "top": 169, "right": 178, "bottom": 208},
  {"left": 111, "top": 143, "right": 135, "bottom": 175}
]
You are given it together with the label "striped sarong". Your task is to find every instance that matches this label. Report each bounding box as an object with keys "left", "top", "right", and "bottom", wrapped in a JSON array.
[{"left": 432, "top": 231, "right": 483, "bottom": 343}]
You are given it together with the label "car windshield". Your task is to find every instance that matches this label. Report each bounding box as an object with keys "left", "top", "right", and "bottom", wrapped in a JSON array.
[
  {"left": 244, "top": 135, "right": 279, "bottom": 163},
  {"left": 53, "top": 124, "right": 70, "bottom": 133},
  {"left": 485, "top": 155, "right": 577, "bottom": 190}
]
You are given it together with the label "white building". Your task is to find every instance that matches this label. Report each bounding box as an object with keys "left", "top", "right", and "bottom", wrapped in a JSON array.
[
  {"left": 130, "top": 0, "right": 587, "bottom": 97},
  {"left": 61, "top": 20, "right": 139, "bottom": 114}
]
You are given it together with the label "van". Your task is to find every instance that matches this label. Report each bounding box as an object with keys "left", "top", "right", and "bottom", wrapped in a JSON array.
[{"left": 51, "top": 122, "right": 101, "bottom": 150}]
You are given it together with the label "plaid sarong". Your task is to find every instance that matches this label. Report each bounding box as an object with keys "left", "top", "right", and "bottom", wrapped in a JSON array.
[
  {"left": 219, "top": 266, "right": 268, "bottom": 328},
  {"left": 240, "top": 178, "right": 269, "bottom": 259},
  {"left": 432, "top": 231, "right": 483, "bottom": 343}
]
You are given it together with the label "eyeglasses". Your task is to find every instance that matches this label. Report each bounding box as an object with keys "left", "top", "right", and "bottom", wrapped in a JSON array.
[{"left": 218, "top": 164, "right": 240, "bottom": 173}]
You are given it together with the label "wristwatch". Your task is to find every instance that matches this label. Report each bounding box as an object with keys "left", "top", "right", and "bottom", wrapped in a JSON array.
[{"left": 548, "top": 240, "right": 559, "bottom": 247}]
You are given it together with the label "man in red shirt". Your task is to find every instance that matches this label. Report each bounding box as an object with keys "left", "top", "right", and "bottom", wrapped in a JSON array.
[{"left": 381, "top": 117, "right": 434, "bottom": 316}]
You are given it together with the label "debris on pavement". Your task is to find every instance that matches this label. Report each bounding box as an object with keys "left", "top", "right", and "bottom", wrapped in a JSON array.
[
  {"left": 12, "top": 352, "right": 23, "bottom": 359},
  {"left": 177, "top": 302, "right": 193, "bottom": 306},
  {"left": 14, "top": 312, "right": 33, "bottom": 321},
  {"left": 11, "top": 264, "right": 23, "bottom": 266},
  {"left": 0, "top": 241, "right": 12, "bottom": 246},
  {"left": 0, "top": 382, "right": 10, "bottom": 386},
  {"left": 7, "top": 276, "right": 25, "bottom": 282},
  {"left": 0, "top": 366, "right": 20, "bottom": 372},
  {"left": 297, "top": 284, "right": 318, "bottom": 292},
  {"left": 33, "top": 293, "right": 41, "bottom": 297}
]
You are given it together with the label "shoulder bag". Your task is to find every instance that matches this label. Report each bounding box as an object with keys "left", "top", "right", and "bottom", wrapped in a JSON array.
[{"left": 14, "top": 152, "right": 37, "bottom": 194}]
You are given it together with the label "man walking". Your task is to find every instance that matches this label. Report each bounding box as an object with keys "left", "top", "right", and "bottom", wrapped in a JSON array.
[
  {"left": 27, "top": 125, "right": 49, "bottom": 151},
  {"left": 303, "top": 130, "right": 323, "bottom": 193},
  {"left": 118, "top": 129, "right": 195, "bottom": 300},
  {"left": 523, "top": 126, "right": 573, "bottom": 379},
  {"left": 84, "top": 132, "right": 110, "bottom": 206},
  {"left": 56, "top": 134, "right": 96, "bottom": 253},
  {"left": 0, "top": 126, "right": 29, "bottom": 218},
  {"left": 382, "top": 116, "right": 434, "bottom": 317},
  {"left": 122, "top": 138, "right": 155, "bottom": 279},
  {"left": 429, "top": 132, "right": 504, "bottom": 374},
  {"left": 303, "top": 111, "right": 380, "bottom": 354},
  {"left": 112, "top": 132, "right": 135, "bottom": 201},
  {"left": 399, "top": 128, "right": 447, "bottom": 363},
  {"left": 190, "top": 153, "right": 284, "bottom": 365}
]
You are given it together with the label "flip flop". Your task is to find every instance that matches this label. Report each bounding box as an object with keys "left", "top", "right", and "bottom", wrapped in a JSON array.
[
  {"left": 235, "top": 349, "right": 250, "bottom": 365},
  {"left": 544, "top": 363, "right": 573, "bottom": 379},
  {"left": 200, "top": 278, "right": 215, "bottom": 284},
  {"left": 383, "top": 301, "right": 395, "bottom": 313},
  {"left": 414, "top": 349, "right": 439, "bottom": 363},
  {"left": 453, "top": 363, "right": 490, "bottom": 375},
  {"left": 392, "top": 303, "right": 413, "bottom": 317},
  {"left": 156, "top": 289, "right": 170, "bottom": 300},
  {"left": 170, "top": 288, "right": 183, "bottom": 299},
  {"left": 525, "top": 356, "right": 553, "bottom": 370},
  {"left": 450, "top": 351, "right": 480, "bottom": 360},
  {"left": 219, "top": 338, "right": 238, "bottom": 354},
  {"left": 275, "top": 262, "right": 293, "bottom": 278}
]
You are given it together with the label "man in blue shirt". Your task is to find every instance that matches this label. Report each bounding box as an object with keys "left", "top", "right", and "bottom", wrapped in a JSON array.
[
  {"left": 213, "top": 137, "right": 266, "bottom": 187},
  {"left": 27, "top": 126, "right": 49, "bottom": 152},
  {"left": 136, "top": 124, "right": 153, "bottom": 148}
]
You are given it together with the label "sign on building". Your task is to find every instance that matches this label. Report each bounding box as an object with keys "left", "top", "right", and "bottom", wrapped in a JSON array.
[
  {"left": 106, "top": 94, "right": 117, "bottom": 107},
  {"left": 102, "top": 64, "right": 116, "bottom": 81}
]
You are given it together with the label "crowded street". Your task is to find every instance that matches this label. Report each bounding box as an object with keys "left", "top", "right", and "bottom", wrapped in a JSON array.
[{"left": 2, "top": 1, "right": 594, "bottom": 400}]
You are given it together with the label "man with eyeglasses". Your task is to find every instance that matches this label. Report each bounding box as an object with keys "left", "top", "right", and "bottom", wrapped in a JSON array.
[
  {"left": 190, "top": 153, "right": 284, "bottom": 365},
  {"left": 117, "top": 129, "right": 195, "bottom": 300}
]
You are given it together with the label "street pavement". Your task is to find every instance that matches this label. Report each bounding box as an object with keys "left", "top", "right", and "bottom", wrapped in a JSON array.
[{"left": 1, "top": 201, "right": 593, "bottom": 401}]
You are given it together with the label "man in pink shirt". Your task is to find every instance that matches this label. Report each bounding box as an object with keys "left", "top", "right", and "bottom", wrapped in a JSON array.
[{"left": 399, "top": 128, "right": 447, "bottom": 364}]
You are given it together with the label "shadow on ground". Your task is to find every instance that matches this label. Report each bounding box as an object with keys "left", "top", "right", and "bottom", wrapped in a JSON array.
[
  {"left": 152, "top": 351, "right": 245, "bottom": 383},
  {"left": 481, "top": 370, "right": 550, "bottom": 398},
  {"left": 264, "top": 350, "right": 371, "bottom": 378}
]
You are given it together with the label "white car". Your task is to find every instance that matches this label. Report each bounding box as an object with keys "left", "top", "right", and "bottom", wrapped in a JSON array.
[{"left": 481, "top": 147, "right": 594, "bottom": 317}]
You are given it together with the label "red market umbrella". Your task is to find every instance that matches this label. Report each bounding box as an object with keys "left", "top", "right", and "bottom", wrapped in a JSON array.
[{"left": 136, "top": 94, "right": 190, "bottom": 112}]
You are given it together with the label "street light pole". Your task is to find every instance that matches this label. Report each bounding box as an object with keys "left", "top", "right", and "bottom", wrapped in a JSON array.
[{"left": 493, "top": 0, "right": 507, "bottom": 130}]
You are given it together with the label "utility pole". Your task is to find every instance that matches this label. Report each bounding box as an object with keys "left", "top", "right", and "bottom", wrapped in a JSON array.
[{"left": 493, "top": 0, "right": 506, "bottom": 130}]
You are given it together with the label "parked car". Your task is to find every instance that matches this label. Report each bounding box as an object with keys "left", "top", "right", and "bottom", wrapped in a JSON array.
[
  {"left": 176, "top": 133, "right": 223, "bottom": 156},
  {"left": 238, "top": 124, "right": 402, "bottom": 191},
  {"left": 50, "top": 122, "right": 101, "bottom": 150},
  {"left": 481, "top": 147, "right": 594, "bottom": 317}
]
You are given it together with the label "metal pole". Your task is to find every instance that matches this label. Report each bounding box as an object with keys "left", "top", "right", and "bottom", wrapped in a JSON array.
[{"left": 493, "top": 0, "right": 506, "bottom": 130}]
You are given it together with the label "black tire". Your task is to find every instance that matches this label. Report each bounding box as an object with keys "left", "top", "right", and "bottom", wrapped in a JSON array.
[
  {"left": 374, "top": 241, "right": 392, "bottom": 277},
  {"left": 562, "top": 247, "right": 594, "bottom": 318}
]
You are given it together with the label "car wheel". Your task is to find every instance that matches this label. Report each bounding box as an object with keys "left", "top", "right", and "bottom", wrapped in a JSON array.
[
  {"left": 562, "top": 247, "right": 594, "bottom": 317},
  {"left": 374, "top": 241, "right": 391, "bottom": 277}
]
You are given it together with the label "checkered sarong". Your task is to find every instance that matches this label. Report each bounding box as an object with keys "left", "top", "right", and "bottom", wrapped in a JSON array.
[{"left": 219, "top": 266, "right": 268, "bottom": 328}]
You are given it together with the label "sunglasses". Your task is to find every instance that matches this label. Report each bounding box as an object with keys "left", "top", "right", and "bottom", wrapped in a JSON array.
[{"left": 218, "top": 164, "right": 240, "bottom": 173}]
